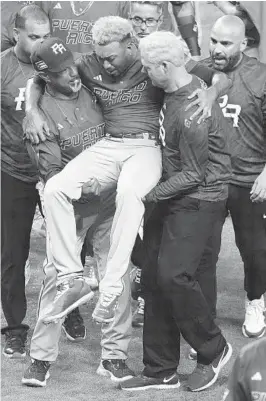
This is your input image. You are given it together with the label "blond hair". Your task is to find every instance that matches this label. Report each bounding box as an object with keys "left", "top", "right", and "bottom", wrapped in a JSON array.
[
  {"left": 139, "top": 31, "right": 185, "bottom": 66},
  {"left": 92, "top": 16, "right": 134, "bottom": 45}
]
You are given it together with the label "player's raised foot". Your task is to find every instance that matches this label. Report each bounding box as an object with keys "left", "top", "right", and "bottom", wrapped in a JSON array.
[
  {"left": 43, "top": 276, "right": 94, "bottom": 324},
  {"left": 242, "top": 296, "right": 266, "bottom": 338},
  {"left": 97, "top": 359, "right": 135, "bottom": 383},
  {"left": 132, "top": 297, "right": 144, "bottom": 327},
  {"left": 187, "top": 342, "right": 232, "bottom": 392},
  {"left": 188, "top": 347, "right": 197, "bottom": 360},
  {"left": 120, "top": 372, "right": 180, "bottom": 391},
  {"left": 62, "top": 307, "right": 86, "bottom": 341},
  {"left": 22, "top": 359, "right": 51, "bottom": 387},
  {"left": 92, "top": 293, "right": 119, "bottom": 323},
  {"left": 2, "top": 327, "right": 28, "bottom": 359}
]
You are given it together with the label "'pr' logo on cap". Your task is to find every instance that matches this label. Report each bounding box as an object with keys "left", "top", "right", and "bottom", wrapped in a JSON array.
[{"left": 51, "top": 43, "right": 67, "bottom": 55}]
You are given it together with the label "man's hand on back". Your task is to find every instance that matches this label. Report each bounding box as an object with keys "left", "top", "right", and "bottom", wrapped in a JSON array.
[
  {"left": 185, "top": 87, "right": 215, "bottom": 124},
  {"left": 23, "top": 109, "right": 50, "bottom": 145}
]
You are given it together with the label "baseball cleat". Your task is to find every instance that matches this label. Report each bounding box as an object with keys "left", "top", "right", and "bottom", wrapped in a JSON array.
[
  {"left": 92, "top": 293, "right": 119, "bottom": 324},
  {"left": 43, "top": 277, "right": 94, "bottom": 323}
]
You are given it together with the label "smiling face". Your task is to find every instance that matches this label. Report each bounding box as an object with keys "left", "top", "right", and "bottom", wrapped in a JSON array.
[
  {"left": 209, "top": 21, "right": 246, "bottom": 72},
  {"left": 129, "top": 2, "right": 162, "bottom": 39},
  {"left": 94, "top": 40, "right": 134, "bottom": 77}
]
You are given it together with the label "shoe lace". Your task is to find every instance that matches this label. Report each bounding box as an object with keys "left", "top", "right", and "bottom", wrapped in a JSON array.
[
  {"left": 87, "top": 265, "right": 96, "bottom": 280},
  {"left": 31, "top": 359, "right": 50, "bottom": 373},
  {"left": 246, "top": 300, "right": 264, "bottom": 317},
  {"left": 109, "top": 359, "right": 129, "bottom": 372},
  {"left": 100, "top": 293, "right": 117, "bottom": 307},
  {"left": 6, "top": 334, "right": 24, "bottom": 350}
]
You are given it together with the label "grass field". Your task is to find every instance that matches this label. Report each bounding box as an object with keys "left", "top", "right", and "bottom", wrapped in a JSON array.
[{"left": 2, "top": 2, "right": 264, "bottom": 401}]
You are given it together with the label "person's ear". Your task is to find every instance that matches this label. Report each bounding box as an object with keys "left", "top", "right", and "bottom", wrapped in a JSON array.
[
  {"left": 240, "top": 37, "right": 248, "bottom": 52},
  {"left": 158, "top": 14, "right": 163, "bottom": 28},
  {"left": 13, "top": 28, "right": 19, "bottom": 43}
]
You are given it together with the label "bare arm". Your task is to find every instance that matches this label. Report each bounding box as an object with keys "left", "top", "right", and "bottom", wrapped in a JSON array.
[
  {"left": 23, "top": 76, "right": 49, "bottom": 145},
  {"left": 171, "top": 1, "right": 201, "bottom": 59}
]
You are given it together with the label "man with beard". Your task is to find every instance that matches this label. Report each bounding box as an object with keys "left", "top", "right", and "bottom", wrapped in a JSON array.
[
  {"left": 23, "top": 16, "right": 231, "bottom": 327},
  {"left": 213, "top": 1, "right": 266, "bottom": 63},
  {"left": 204, "top": 15, "right": 266, "bottom": 338}
]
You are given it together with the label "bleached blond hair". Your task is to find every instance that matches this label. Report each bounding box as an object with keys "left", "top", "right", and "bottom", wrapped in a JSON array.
[
  {"left": 92, "top": 16, "right": 135, "bottom": 45},
  {"left": 139, "top": 31, "right": 185, "bottom": 66}
]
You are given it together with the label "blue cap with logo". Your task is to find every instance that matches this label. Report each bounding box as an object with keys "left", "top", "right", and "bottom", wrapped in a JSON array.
[{"left": 31, "top": 37, "right": 74, "bottom": 73}]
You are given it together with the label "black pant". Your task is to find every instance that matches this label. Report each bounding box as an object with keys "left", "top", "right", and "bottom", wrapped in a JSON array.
[
  {"left": 227, "top": 184, "right": 266, "bottom": 300},
  {"left": 142, "top": 197, "right": 227, "bottom": 378},
  {"left": 1, "top": 171, "right": 38, "bottom": 332}
]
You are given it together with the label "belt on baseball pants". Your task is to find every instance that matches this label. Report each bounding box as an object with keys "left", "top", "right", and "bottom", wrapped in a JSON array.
[{"left": 106, "top": 132, "right": 157, "bottom": 140}]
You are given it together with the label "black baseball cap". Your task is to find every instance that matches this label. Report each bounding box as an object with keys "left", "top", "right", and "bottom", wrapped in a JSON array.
[{"left": 31, "top": 37, "right": 74, "bottom": 73}]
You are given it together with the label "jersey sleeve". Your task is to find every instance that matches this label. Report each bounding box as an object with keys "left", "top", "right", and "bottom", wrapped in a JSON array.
[
  {"left": 36, "top": 133, "right": 63, "bottom": 183},
  {"left": 147, "top": 116, "right": 209, "bottom": 201}
]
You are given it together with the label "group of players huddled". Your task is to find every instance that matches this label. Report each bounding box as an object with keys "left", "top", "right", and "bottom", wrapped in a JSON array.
[{"left": 1, "top": 1, "right": 266, "bottom": 399}]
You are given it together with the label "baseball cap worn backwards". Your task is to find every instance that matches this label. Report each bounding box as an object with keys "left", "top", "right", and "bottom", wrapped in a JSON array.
[{"left": 31, "top": 37, "right": 74, "bottom": 73}]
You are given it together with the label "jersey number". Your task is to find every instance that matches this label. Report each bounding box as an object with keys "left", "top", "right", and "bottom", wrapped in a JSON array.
[{"left": 219, "top": 95, "right": 241, "bottom": 128}]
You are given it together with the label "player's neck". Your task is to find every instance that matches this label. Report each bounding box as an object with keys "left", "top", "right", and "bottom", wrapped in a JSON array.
[
  {"left": 165, "top": 69, "right": 192, "bottom": 93},
  {"left": 46, "top": 84, "right": 79, "bottom": 101},
  {"left": 14, "top": 45, "right": 31, "bottom": 64}
]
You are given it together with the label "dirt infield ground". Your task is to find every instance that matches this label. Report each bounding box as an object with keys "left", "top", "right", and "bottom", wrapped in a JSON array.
[{"left": 2, "top": 2, "right": 264, "bottom": 401}]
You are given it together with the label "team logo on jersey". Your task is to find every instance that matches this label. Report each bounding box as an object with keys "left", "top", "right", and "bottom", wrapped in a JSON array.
[
  {"left": 51, "top": 43, "right": 66, "bottom": 55},
  {"left": 14, "top": 88, "right": 26, "bottom": 111},
  {"left": 53, "top": 2, "right": 62, "bottom": 9},
  {"left": 251, "top": 391, "right": 266, "bottom": 400},
  {"left": 93, "top": 75, "right": 102, "bottom": 81},
  {"left": 219, "top": 95, "right": 241, "bottom": 128}
]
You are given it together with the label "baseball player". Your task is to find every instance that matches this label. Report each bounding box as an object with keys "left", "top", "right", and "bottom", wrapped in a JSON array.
[
  {"left": 22, "top": 36, "right": 136, "bottom": 387},
  {"left": 1, "top": 4, "right": 51, "bottom": 359},
  {"left": 203, "top": 15, "right": 266, "bottom": 339},
  {"left": 121, "top": 31, "right": 232, "bottom": 392},
  {"left": 23, "top": 16, "right": 232, "bottom": 325}
]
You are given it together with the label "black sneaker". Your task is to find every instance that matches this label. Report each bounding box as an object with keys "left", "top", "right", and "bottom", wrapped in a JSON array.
[
  {"left": 96, "top": 359, "right": 135, "bottom": 383},
  {"left": 2, "top": 329, "right": 28, "bottom": 359},
  {"left": 22, "top": 359, "right": 51, "bottom": 387},
  {"left": 187, "top": 343, "right": 232, "bottom": 392},
  {"left": 131, "top": 267, "right": 142, "bottom": 300},
  {"left": 120, "top": 372, "right": 180, "bottom": 391},
  {"left": 62, "top": 307, "right": 86, "bottom": 341}
]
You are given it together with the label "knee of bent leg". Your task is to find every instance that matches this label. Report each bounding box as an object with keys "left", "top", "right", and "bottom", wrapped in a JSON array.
[
  {"left": 43, "top": 175, "right": 61, "bottom": 200},
  {"left": 159, "top": 269, "right": 192, "bottom": 292}
]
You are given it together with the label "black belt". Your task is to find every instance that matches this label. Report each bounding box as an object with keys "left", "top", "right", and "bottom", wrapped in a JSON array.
[{"left": 106, "top": 132, "right": 157, "bottom": 140}]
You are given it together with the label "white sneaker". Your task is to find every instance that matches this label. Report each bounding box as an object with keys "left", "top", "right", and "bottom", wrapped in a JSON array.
[{"left": 242, "top": 295, "right": 266, "bottom": 338}]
